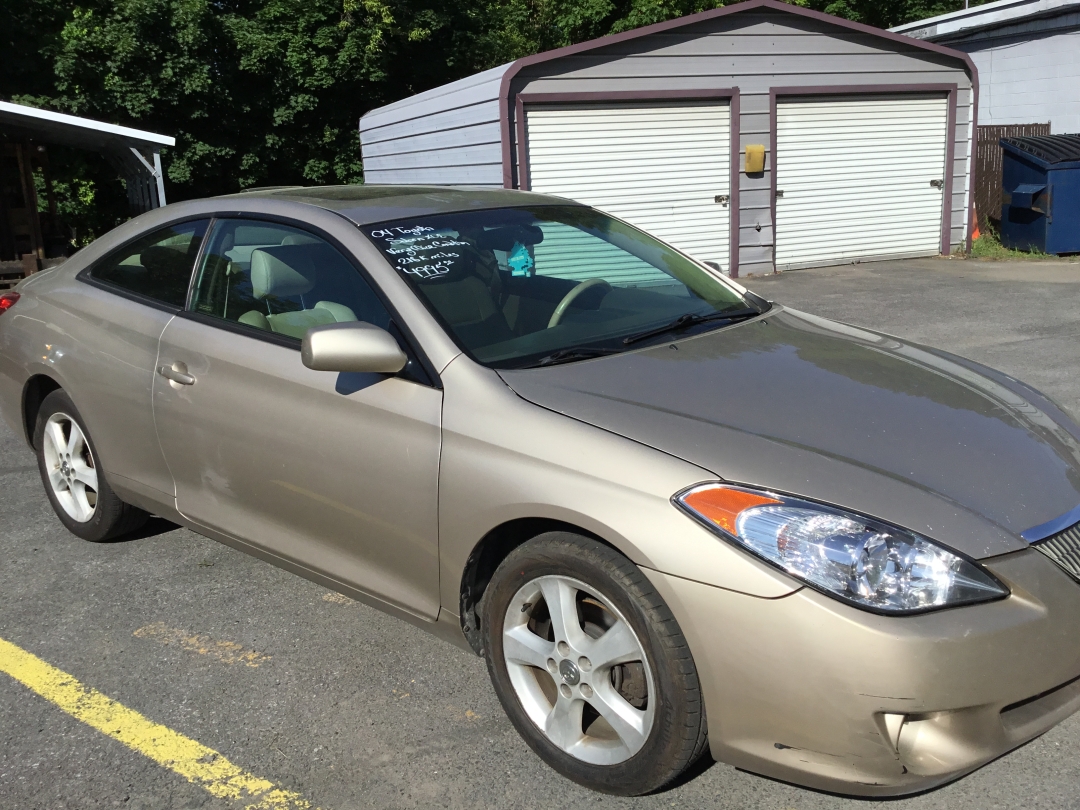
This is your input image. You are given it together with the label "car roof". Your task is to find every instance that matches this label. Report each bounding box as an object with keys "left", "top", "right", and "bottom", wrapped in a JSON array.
[{"left": 215, "top": 185, "right": 579, "bottom": 226}]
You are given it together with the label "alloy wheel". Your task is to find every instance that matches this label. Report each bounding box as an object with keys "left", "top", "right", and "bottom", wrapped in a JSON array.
[
  {"left": 501, "top": 574, "right": 656, "bottom": 765},
  {"left": 42, "top": 412, "right": 99, "bottom": 523}
]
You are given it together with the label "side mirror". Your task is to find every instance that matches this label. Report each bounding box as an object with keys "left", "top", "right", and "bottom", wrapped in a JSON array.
[{"left": 301, "top": 322, "right": 408, "bottom": 374}]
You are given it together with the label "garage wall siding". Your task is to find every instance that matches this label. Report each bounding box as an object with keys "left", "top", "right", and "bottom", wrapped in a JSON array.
[
  {"left": 359, "top": 6, "right": 974, "bottom": 275},
  {"left": 507, "top": 10, "right": 972, "bottom": 275},
  {"left": 359, "top": 63, "right": 512, "bottom": 187}
]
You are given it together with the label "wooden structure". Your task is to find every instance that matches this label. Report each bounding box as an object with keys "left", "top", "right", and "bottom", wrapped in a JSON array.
[
  {"left": 975, "top": 123, "right": 1052, "bottom": 230},
  {"left": 0, "top": 101, "right": 174, "bottom": 288},
  {"left": 1, "top": 142, "right": 61, "bottom": 263}
]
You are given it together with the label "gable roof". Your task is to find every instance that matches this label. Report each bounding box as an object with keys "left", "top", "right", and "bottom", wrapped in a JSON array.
[
  {"left": 498, "top": 0, "right": 976, "bottom": 91},
  {"left": 495, "top": 0, "right": 978, "bottom": 187}
]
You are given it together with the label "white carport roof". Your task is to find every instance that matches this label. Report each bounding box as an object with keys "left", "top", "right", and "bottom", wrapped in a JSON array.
[
  {"left": 0, "top": 100, "right": 174, "bottom": 150},
  {"left": 0, "top": 100, "right": 174, "bottom": 211}
]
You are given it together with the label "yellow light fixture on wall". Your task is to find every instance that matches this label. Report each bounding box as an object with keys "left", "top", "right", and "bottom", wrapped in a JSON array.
[{"left": 744, "top": 144, "right": 765, "bottom": 174}]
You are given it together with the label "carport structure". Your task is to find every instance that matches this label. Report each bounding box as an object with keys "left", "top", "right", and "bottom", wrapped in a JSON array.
[
  {"left": 0, "top": 101, "right": 174, "bottom": 276},
  {"left": 360, "top": 0, "right": 979, "bottom": 277}
]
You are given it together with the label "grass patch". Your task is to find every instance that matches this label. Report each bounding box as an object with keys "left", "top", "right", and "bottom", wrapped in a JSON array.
[{"left": 969, "top": 224, "right": 1055, "bottom": 260}]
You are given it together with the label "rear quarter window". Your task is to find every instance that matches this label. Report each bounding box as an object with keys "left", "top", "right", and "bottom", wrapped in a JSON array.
[{"left": 89, "top": 220, "right": 210, "bottom": 307}]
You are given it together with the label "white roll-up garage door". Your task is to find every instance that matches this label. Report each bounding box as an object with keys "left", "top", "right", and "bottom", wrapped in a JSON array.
[
  {"left": 775, "top": 95, "right": 949, "bottom": 270},
  {"left": 524, "top": 101, "right": 731, "bottom": 272}
]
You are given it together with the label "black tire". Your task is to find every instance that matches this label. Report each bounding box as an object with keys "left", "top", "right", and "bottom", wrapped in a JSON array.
[
  {"left": 34, "top": 389, "right": 148, "bottom": 542},
  {"left": 481, "top": 532, "right": 708, "bottom": 795}
]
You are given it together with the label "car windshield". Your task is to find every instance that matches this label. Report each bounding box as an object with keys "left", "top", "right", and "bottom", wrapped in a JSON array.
[{"left": 365, "top": 205, "right": 758, "bottom": 369}]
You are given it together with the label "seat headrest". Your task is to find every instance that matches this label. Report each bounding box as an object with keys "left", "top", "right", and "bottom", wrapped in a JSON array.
[
  {"left": 249, "top": 243, "right": 348, "bottom": 299},
  {"left": 250, "top": 247, "right": 316, "bottom": 299},
  {"left": 281, "top": 233, "right": 322, "bottom": 245}
]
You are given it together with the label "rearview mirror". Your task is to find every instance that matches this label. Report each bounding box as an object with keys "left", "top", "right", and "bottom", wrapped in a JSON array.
[{"left": 301, "top": 322, "right": 408, "bottom": 374}]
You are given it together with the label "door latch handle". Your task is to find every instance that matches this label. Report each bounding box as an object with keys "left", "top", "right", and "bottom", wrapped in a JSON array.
[
  {"left": 930, "top": 179, "right": 944, "bottom": 189},
  {"left": 714, "top": 194, "right": 729, "bottom": 207},
  {"left": 158, "top": 364, "right": 196, "bottom": 386},
  {"left": 776, "top": 190, "right": 784, "bottom": 198}
]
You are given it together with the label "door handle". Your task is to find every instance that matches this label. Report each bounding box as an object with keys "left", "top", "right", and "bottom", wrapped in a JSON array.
[
  {"left": 714, "top": 194, "right": 730, "bottom": 207},
  {"left": 930, "top": 179, "right": 944, "bottom": 189},
  {"left": 158, "top": 364, "right": 196, "bottom": 386}
]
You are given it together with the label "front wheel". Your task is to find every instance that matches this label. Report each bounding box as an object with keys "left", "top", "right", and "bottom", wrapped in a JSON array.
[
  {"left": 481, "top": 533, "right": 708, "bottom": 795},
  {"left": 34, "top": 389, "right": 148, "bottom": 542}
]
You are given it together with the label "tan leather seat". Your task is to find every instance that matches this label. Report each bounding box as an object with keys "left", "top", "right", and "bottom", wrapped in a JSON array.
[{"left": 239, "top": 246, "right": 357, "bottom": 339}]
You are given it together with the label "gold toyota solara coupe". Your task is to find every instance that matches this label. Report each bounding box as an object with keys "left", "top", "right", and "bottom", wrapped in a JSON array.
[{"left": 3, "top": 185, "right": 1080, "bottom": 796}]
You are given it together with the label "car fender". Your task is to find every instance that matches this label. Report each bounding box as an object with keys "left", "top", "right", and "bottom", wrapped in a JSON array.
[{"left": 437, "top": 354, "right": 799, "bottom": 614}]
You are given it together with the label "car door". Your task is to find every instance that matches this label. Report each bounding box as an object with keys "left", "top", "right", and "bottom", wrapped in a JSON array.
[
  {"left": 71, "top": 218, "right": 210, "bottom": 501},
  {"left": 152, "top": 217, "right": 442, "bottom": 619}
]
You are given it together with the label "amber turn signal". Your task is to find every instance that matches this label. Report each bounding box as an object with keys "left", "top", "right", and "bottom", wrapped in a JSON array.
[{"left": 680, "top": 486, "right": 780, "bottom": 535}]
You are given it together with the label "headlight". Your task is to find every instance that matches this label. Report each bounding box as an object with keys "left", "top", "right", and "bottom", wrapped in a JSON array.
[{"left": 675, "top": 484, "right": 1008, "bottom": 614}]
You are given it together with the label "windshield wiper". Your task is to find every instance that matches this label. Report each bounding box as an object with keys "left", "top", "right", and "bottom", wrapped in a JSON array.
[
  {"left": 526, "top": 305, "right": 766, "bottom": 366},
  {"left": 622, "top": 306, "right": 764, "bottom": 345},
  {"left": 532, "top": 346, "right": 624, "bottom": 367}
]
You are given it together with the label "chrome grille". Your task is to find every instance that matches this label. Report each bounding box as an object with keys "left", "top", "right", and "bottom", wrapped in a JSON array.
[{"left": 1034, "top": 522, "right": 1080, "bottom": 582}]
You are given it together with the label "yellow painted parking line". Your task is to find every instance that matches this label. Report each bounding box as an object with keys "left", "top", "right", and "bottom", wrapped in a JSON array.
[
  {"left": 0, "top": 635, "right": 317, "bottom": 810},
  {"left": 321, "top": 592, "right": 353, "bottom": 605},
  {"left": 133, "top": 623, "right": 271, "bottom": 667}
]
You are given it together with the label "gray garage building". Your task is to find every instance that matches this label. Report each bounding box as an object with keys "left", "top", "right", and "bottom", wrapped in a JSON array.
[{"left": 359, "top": 0, "right": 978, "bottom": 277}]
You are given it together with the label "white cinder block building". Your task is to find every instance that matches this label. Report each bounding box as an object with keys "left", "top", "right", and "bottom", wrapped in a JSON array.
[
  {"left": 893, "top": 0, "right": 1080, "bottom": 135},
  {"left": 360, "top": 0, "right": 978, "bottom": 276}
]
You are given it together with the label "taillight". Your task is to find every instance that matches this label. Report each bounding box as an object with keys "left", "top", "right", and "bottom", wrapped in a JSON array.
[{"left": 0, "top": 291, "right": 19, "bottom": 315}]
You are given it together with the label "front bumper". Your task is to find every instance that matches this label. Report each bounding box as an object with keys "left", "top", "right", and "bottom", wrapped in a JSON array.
[{"left": 645, "top": 547, "right": 1080, "bottom": 796}]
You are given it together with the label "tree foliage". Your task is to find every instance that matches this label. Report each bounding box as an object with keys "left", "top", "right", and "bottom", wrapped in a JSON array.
[
  {"left": 1, "top": 0, "right": 988, "bottom": 238},
  {"left": 806, "top": 0, "right": 979, "bottom": 28}
]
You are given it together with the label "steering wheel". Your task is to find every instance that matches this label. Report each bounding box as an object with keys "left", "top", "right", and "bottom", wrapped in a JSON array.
[{"left": 547, "top": 278, "right": 612, "bottom": 328}]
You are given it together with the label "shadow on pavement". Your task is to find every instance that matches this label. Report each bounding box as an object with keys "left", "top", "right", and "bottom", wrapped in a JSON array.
[{"left": 100, "top": 516, "right": 181, "bottom": 544}]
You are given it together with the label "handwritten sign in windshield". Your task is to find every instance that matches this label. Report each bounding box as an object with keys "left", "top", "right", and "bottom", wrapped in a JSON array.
[{"left": 368, "top": 225, "right": 470, "bottom": 280}]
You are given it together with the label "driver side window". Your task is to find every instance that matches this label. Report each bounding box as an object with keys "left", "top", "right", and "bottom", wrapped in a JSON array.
[{"left": 190, "top": 219, "right": 390, "bottom": 340}]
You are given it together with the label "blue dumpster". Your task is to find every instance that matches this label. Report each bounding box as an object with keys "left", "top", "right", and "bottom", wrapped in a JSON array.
[{"left": 1000, "top": 134, "right": 1080, "bottom": 254}]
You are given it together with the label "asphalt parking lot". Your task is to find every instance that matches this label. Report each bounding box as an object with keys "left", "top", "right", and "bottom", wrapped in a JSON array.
[{"left": 3, "top": 256, "right": 1080, "bottom": 810}]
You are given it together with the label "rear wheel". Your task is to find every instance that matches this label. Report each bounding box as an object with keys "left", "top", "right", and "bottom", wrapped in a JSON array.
[
  {"left": 34, "top": 389, "right": 148, "bottom": 542},
  {"left": 481, "top": 532, "right": 708, "bottom": 795}
]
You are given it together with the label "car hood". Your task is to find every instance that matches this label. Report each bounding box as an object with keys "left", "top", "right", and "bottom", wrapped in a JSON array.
[{"left": 498, "top": 307, "right": 1080, "bottom": 559}]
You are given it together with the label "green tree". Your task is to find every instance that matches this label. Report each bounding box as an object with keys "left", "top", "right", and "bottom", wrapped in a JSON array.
[
  {"left": 51, "top": 0, "right": 254, "bottom": 197},
  {"left": 805, "top": 0, "right": 983, "bottom": 28},
  {"left": 2, "top": 0, "right": 990, "bottom": 242},
  {"left": 473, "top": 0, "right": 992, "bottom": 62},
  {"left": 0, "top": 0, "right": 70, "bottom": 101},
  {"left": 44, "top": 0, "right": 506, "bottom": 198}
]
